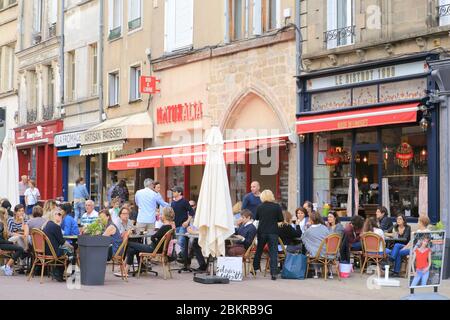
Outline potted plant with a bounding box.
[78,219,112,286]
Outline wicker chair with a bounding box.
[306,233,342,280]
[138,229,174,280]
[111,231,130,281]
[360,232,386,278]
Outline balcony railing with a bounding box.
[324,25,355,48]
[438,4,450,17]
[27,109,37,124]
[42,105,54,121]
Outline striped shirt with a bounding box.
[7,217,23,234]
[80,210,99,227]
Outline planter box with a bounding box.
[78,235,112,286]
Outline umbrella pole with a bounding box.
[208,255,214,276]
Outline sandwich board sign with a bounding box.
[216,257,243,281]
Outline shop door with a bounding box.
[352,144,382,219]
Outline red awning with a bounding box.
[296,103,419,134]
[108,135,288,171]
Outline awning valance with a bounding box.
[296,103,419,134]
[108,135,289,171]
[80,140,124,156]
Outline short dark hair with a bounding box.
[13,204,24,213]
[303,201,313,211]
[32,205,43,218]
[328,210,340,224]
[119,207,130,216]
[154,181,160,186]
[394,214,408,230]
[240,209,252,219]
[172,186,183,194]
[351,215,365,230]
[59,202,72,216]
[295,207,308,217]
[377,206,388,216]
[76,177,84,184]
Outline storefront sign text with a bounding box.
[54,132,81,148]
[157,101,203,125]
[337,119,369,129]
[81,127,127,145]
[14,121,62,145]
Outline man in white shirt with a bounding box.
[135,178,169,231]
[24,180,40,216]
[80,200,99,227]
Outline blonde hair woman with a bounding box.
[252,189,284,280]
[0,208,26,276]
[43,200,57,220]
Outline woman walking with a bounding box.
[24,180,40,217]
[252,190,284,280]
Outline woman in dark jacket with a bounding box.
[278,211,302,253]
[252,190,284,280]
[385,214,411,247]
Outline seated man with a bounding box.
[186,225,207,272]
[80,200,99,228]
[226,209,257,256]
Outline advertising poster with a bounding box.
[408,231,446,289]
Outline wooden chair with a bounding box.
[138,229,174,280]
[306,233,342,281]
[28,229,68,283]
[111,231,130,281]
[0,249,12,265]
[263,237,287,277]
[360,232,386,278]
[242,236,257,277]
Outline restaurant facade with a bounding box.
[296,54,439,223]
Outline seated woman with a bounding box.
[123,207,175,276]
[59,202,80,238]
[385,214,411,246]
[116,207,135,237]
[326,211,344,236]
[362,217,385,254]
[301,211,330,257]
[98,210,123,261]
[7,204,27,251]
[278,210,302,253]
[292,207,309,233]
[0,208,25,276]
[226,209,257,256]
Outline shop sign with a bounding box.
[307,61,428,91]
[156,101,203,125]
[54,132,81,148]
[396,142,414,168]
[81,127,127,145]
[15,122,62,145]
[140,76,160,94]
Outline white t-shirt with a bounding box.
[24,188,40,206]
[373,227,385,252]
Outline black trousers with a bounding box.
[126,241,155,265]
[0,239,25,261]
[253,233,279,276]
[191,239,206,268]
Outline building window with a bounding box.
[165,0,193,52]
[90,44,98,95]
[47,67,54,107]
[128,0,142,31]
[68,51,76,101]
[325,0,355,49]
[438,0,450,26]
[0,46,14,93]
[33,0,43,34]
[108,0,122,40]
[108,72,120,106]
[48,0,57,37]
[130,65,141,102]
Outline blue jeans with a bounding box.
[253,233,279,276]
[351,241,362,251]
[387,243,410,273]
[176,226,187,256]
[411,269,430,287]
[74,202,86,223]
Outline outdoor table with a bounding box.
[174,232,199,273]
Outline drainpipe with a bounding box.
[98,0,105,208]
[59,0,65,115]
[295,0,303,208]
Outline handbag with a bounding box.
[281,252,307,280]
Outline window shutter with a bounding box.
[173,0,193,50]
[6,47,14,91]
[48,0,58,25]
[224,0,230,43]
[165,0,175,52]
[326,0,337,49]
[129,0,141,22]
[108,0,114,31]
[253,0,262,36]
[109,74,115,106]
[276,0,281,29]
[130,68,136,101]
[33,0,42,33]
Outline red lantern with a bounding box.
[325,148,340,166]
[395,142,414,168]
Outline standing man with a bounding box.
[73,177,90,224]
[18,176,28,206]
[171,186,194,259]
[242,181,262,219]
[135,178,169,231]
[24,180,40,217]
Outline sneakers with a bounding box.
[1,265,13,276]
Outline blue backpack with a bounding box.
[281,252,307,280]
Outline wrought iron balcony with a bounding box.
[438,4,450,17]
[27,109,37,124]
[324,25,355,47]
[42,105,54,121]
